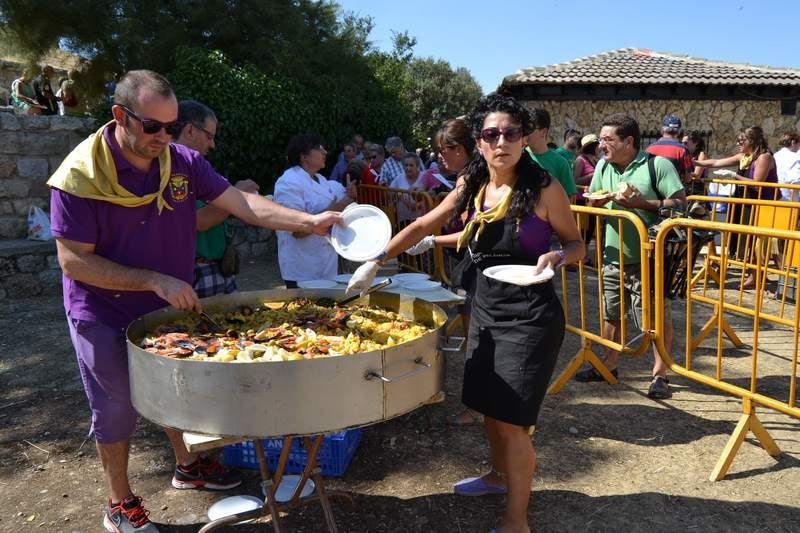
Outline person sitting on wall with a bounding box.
[33,65,59,115]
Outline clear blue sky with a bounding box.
[338,0,799,93]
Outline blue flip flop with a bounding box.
[453,476,507,496]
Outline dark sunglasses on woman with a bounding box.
[119,105,183,136]
[479,126,524,144]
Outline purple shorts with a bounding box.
[67,316,137,443]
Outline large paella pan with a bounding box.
[126,289,448,438]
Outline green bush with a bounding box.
[169,47,412,191]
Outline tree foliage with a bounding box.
[0,1,483,179]
[169,47,411,190]
[369,32,482,147]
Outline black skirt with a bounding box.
[462,279,565,427]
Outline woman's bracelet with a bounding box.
[554,249,566,269]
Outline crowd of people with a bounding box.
[45,62,800,533]
[9,64,82,116]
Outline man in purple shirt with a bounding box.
[49,70,340,533]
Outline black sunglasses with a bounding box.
[119,105,182,136]
[479,126,524,144]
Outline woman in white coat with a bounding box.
[274,133,356,287]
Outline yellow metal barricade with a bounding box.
[652,218,800,480]
[355,184,439,278]
[548,205,653,393]
[687,195,800,352]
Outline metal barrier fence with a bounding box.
[652,217,800,480]
[352,182,800,481]
[687,195,800,353]
[547,205,654,393]
[355,184,439,277]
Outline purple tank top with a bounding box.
[517,212,553,260]
[473,205,553,260]
[746,160,778,199]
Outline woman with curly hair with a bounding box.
[347,94,584,532]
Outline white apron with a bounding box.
[274,166,346,282]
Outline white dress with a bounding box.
[274,166,347,281]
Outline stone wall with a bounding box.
[0,239,60,299]
[0,113,97,238]
[522,99,800,157]
[0,113,274,298]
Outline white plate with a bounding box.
[268,475,316,502]
[335,273,352,284]
[403,279,441,291]
[582,191,614,201]
[392,273,431,283]
[207,495,263,524]
[330,204,392,262]
[483,265,554,286]
[297,279,338,289]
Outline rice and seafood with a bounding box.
[141,298,432,362]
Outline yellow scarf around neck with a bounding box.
[47,121,173,213]
[739,153,753,171]
[456,183,513,252]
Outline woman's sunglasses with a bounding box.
[479,126,524,144]
[119,105,182,136]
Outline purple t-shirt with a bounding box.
[50,124,230,327]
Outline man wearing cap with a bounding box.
[645,114,695,182]
[48,70,341,532]
[526,108,577,201]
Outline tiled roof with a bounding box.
[502,48,800,87]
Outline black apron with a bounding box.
[454,213,565,427]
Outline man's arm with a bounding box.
[55,238,201,311]
[197,179,260,231]
[209,186,341,235]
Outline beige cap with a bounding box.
[581,133,599,148]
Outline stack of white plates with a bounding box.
[403,279,441,291]
[392,272,430,283]
[297,279,338,289]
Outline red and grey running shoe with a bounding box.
[103,495,158,532]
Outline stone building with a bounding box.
[500,48,800,156]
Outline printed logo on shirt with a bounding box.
[168,174,189,202]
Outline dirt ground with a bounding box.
[1,253,799,533]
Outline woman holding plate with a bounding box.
[274,133,356,288]
[347,93,583,533]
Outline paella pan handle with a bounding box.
[364,356,431,383]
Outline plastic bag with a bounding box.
[27,206,53,241]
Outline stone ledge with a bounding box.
[0,238,56,258]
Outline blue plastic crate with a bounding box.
[223,429,362,477]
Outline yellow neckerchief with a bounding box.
[739,153,753,171]
[47,121,173,213]
[456,183,513,252]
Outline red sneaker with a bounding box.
[103,495,158,532]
